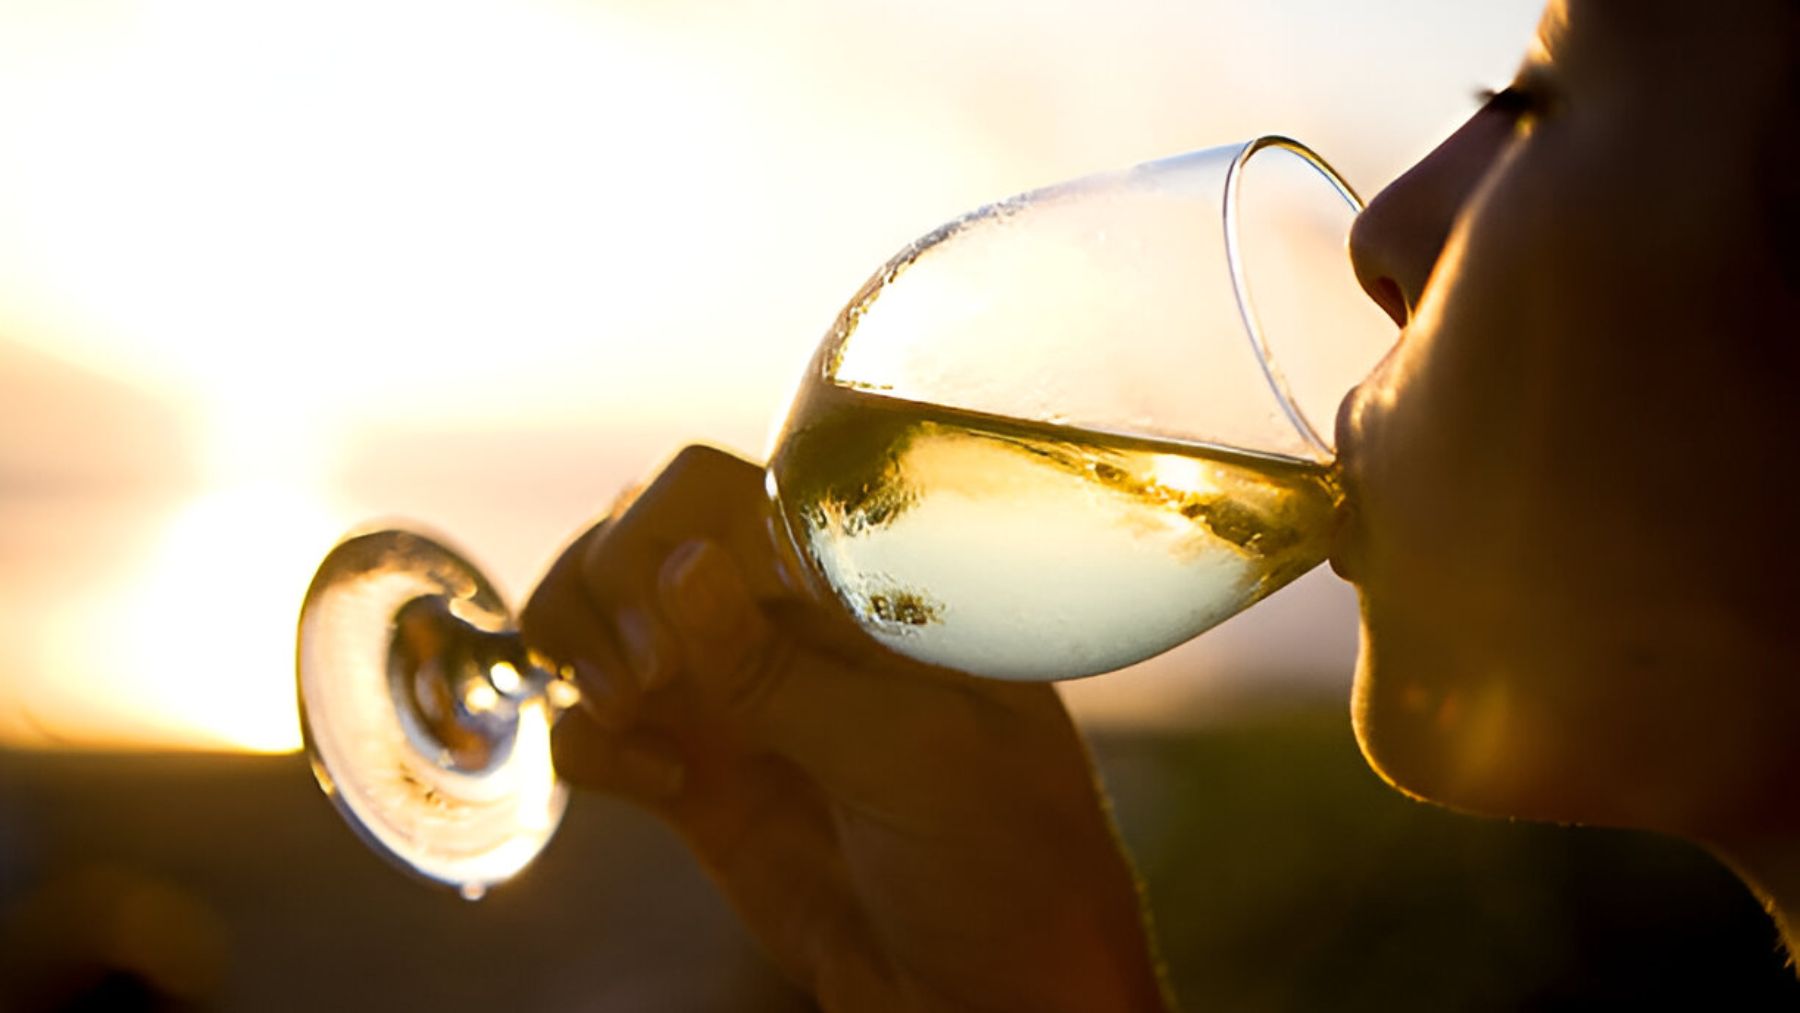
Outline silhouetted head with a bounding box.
[1336,0,1800,849]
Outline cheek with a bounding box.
[1345,110,1701,658]
[1346,241,1556,638]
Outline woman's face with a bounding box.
[1337,0,1800,839]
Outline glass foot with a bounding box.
[297,529,567,898]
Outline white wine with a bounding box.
[767,380,1340,681]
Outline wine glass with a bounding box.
[297,136,1395,897]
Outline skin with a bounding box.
[521,448,1169,1011]
[522,0,1800,1004]
[1338,0,1800,943]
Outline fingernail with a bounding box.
[619,744,685,797]
[614,608,672,691]
[660,539,732,636]
[574,658,628,729]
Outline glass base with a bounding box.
[297,529,566,898]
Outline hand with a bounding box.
[520,445,1168,1012]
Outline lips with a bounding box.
[1328,383,1367,582]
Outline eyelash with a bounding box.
[1475,85,1546,122]
[1476,86,1533,116]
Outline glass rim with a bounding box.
[1222,135,1366,461]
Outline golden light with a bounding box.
[1150,454,1224,499]
[0,0,764,426]
[0,0,1545,749]
[488,661,523,697]
[30,482,336,752]
[0,0,760,751]
[546,679,583,712]
[463,682,501,716]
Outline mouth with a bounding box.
[1328,503,1364,583]
[1328,387,1366,582]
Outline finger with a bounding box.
[651,532,1002,791]
[612,604,678,692]
[551,705,686,801]
[659,541,1073,807]
[520,524,642,730]
[571,445,805,721]
[577,445,788,615]
[656,537,785,715]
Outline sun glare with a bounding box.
[34,482,338,752]
[0,0,1530,749]
[0,0,744,751]
[1150,454,1223,498]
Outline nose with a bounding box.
[1348,107,1519,327]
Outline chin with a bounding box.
[1347,605,1766,836]
[1347,606,1603,828]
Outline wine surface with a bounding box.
[768,381,1339,681]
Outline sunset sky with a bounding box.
[0,0,1544,750]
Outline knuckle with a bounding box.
[670,442,742,471]
[719,634,796,720]
[664,444,762,492]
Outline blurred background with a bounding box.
[2,0,1797,1008]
